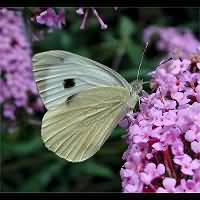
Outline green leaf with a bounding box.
[126,41,143,66]
[72,161,115,179]
[34,30,71,51]
[102,31,119,44]
[124,41,159,80]
[2,135,42,158]
[120,67,151,80]
[119,16,136,37]
[110,127,125,139]
[19,161,65,192]
[98,141,126,156]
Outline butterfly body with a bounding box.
[127,92,139,109]
[32,50,142,162]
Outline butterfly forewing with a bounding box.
[32,50,131,109]
[41,86,130,162]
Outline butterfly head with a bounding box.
[126,80,143,109]
[130,80,143,95]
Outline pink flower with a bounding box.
[171,92,190,106]
[140,163,165,185]
[121,159,144,192]
[184,128,198,142]
[124,183,141,193]
[36,8,56,27]
[3,104,16,120]
[173,154,200,175]
[152,98,177,112]
[160,128,181,145]
[56,8,65,28]
[144,26,200,58]
[119,111,136,129]
[171,139,184,156]
[76,8,108,30]
[178,179,200,192]
[36,8,65,29]
[129,124,150,143]
[76,8,84,15]
[191,141,200,153]
[161,111,177,126]
[156,178,177,193]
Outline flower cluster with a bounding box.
[76,8,108,30]
[0,8,43,120]
[34,7,113,31]
[35,8,65,29]
[143,26,200,58]
[120,53,200,192]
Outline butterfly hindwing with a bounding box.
[41,86,130,162]
[32,50,131,109]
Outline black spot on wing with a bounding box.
[63,79,75,88]
[65,94,77,104]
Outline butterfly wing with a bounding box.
[32,50,131,109]
[41,86,130,162]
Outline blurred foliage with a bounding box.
[1,7,199,192]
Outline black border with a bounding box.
[1,0,200,198]
[0,0,200,7]
[1,192,200,199]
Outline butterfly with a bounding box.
[32,50,145,162]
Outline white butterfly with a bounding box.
[32,50,143,162]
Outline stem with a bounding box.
[92,8,107,30]
[28,119,41,126]
[149,183,156,191]
[154,152,160,165]
[2,154,54,173]
[80,9,89,30]
[163,148,177,179]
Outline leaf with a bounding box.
[110,127,125,139]
[72,161,115,179]
[119,16,136,37]
[19,161,65,192]
[126,41,143,66]
[2,134,42,158]
[120,67,151,80]
[34,30,71,51]
[98,141,127,157]
[124,40,160,80]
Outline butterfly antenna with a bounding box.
[154,57,173,68]
[142,81,150,85]
[137,42,149,81]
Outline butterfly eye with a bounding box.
[63,79,75,88]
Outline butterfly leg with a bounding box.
[141,90,149,97]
